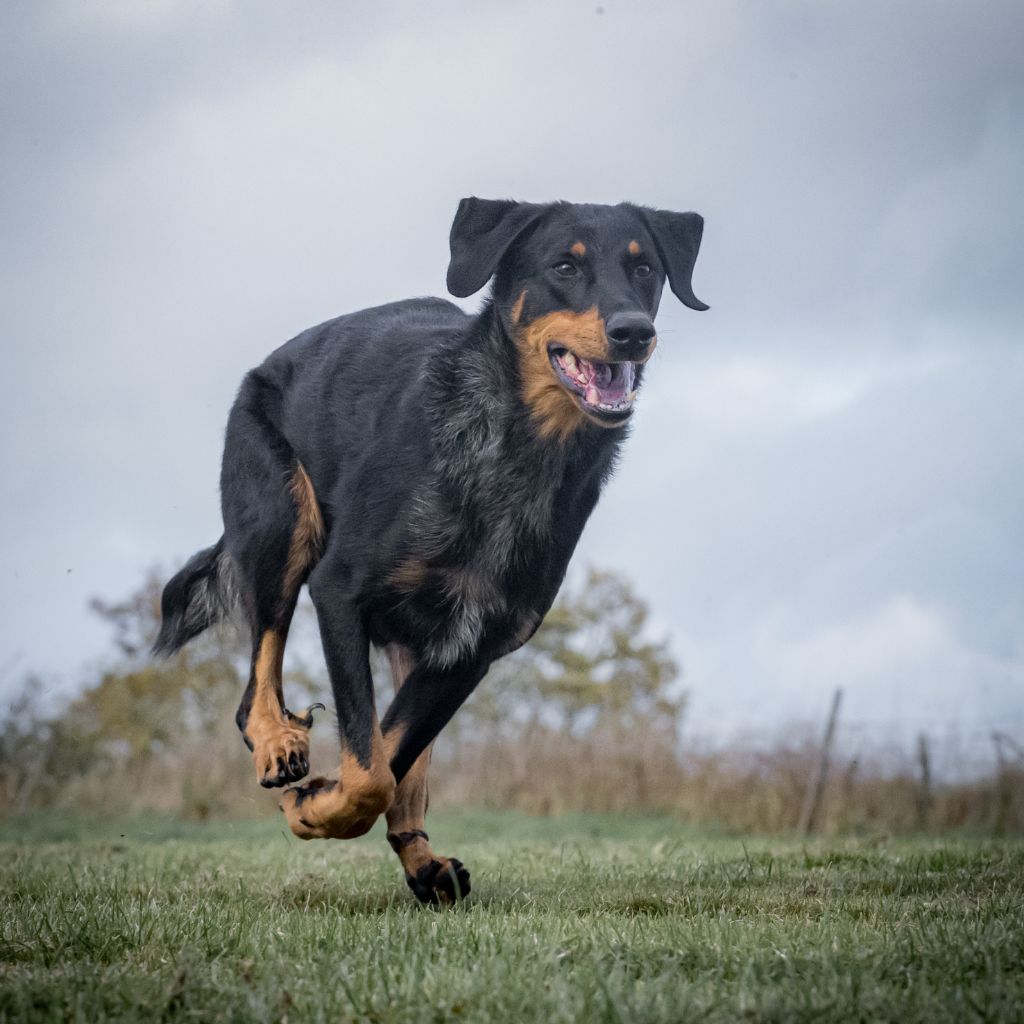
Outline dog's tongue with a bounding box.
[584,360,633,407]
[592,362,613,388]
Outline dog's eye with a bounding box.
[552,261,578,278]
[634,263,652,278]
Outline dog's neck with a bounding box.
[383,301,626,612]
[422,302,623,530]
[429,302,622,469]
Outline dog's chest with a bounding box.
[435,510,552,663]
[409,462,562,668]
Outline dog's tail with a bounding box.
[152,538,239,657]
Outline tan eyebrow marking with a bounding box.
[510,290,526,325]
[627,240,641,256]
[570,241,586,257]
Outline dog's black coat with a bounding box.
[155,198,707,792]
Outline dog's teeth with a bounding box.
[627,390,638,402]
[563,353,578,370]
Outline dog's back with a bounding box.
[256,297,468,451]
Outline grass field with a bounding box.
[1,812,1022,1023]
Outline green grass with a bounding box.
[1,812,1022,1023]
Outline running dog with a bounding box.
[154,198,708,903]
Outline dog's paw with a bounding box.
[406,857,471,906]
[280,776,390,840]
[252,724,311,788]
[246,703,323,788]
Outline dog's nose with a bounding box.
[605,312,656,361]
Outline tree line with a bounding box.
[0,567,682,818]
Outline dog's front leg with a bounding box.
[380,645,470,905]
[279,561,396,840]
[379,651,489,903]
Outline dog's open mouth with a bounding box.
[548,345,637,422]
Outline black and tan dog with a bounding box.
[154,198,707,904]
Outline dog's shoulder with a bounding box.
[240,296,472,485]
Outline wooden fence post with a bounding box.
[915,732,932,830]
[990,731,1021,836]
[798,688,842,836]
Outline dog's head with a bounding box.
[447,198,707,440]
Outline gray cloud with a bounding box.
[2,0,1021,748]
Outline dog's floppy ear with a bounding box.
[639,209,709,311]
[447,197,543,298]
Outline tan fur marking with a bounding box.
[382,644,449,883]
[441,566,500,607]
[627,240,641,255]
[570,241,586,257]
[385,642,415,689]
[281,724,396,839]
[245,630,311,785]
[515,306,611,441]
[283,463,325,598]
[387,559,429,592]
[510,290,526,326]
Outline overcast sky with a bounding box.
[2,0,1022,761]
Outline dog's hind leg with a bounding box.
[382,644,471,905]
[224,395,325,789]
[237,608,322,789]
[279,550,396,839]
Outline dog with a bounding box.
[154,197,707,903]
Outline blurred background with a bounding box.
[1,0,1021,832]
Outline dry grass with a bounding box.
[432,727,1024,834]
[9,718,1021,835]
